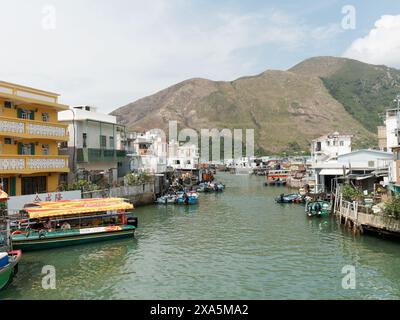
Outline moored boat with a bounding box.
[0,250,21,291]
[275,193,304,204]
[265,170,290,186]
[305,200,331,217]
[155,194,177,205]
[10,198,138,251]
[175,191,199,205]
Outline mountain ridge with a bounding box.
[111,56,398,154]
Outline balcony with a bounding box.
[0,155,69,174]
[77,148,127,163]
[0,116,69,141]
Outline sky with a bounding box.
[0,0,399,113]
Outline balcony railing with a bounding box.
[0,155,69,174]
[0,116,68,141]
[77,148,127,163]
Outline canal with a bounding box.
[1,173,400,300]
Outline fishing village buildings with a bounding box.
[58,105,127,185]
[0,81,70,196]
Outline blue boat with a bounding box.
[175,192,199,205]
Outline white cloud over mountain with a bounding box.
[344,15,400,67]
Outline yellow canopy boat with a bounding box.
[23,198,134,219]
[11,198,137,251]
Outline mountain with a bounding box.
[111,56,389,155]
[291,56,400,133]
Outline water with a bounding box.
[2,173,400,300]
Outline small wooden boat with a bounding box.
[197,182,225,193]
[10,198,138,251]
[0,250,21,291]
[155,194,177,204]
[275,193,304,204]
[175,191,199,205]
[305,200,331,217]
[265,170,290,186]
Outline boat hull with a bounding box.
[12,227,135,252]
[0,251,21,291]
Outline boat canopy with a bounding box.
[23,198,134,219]
[0,190,8,202]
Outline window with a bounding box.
[83,133,87,148]
[18,143,35,155]
[4,138,12,145]
[42,144,49,155]
[42,112,49,122]
[340,141,344,147]
[21,176,46,195]
[59,141,68,149]
[109,136,114,148]
[4,101,12,108]
[17,108,34,120]
[368,161,375,167]
[100,135,107,148]
[327,141,330,146]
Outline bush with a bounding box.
[59,180,100,192]
[125,171,154,186]
[384,196,400,219]
[342,184,363,202]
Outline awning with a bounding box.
[319,169,349,176]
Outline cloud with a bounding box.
[0,0,342,112]
[343,15,400,67]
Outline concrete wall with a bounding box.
[82,182,155,206]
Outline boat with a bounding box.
[275,193,304,204]
[175,191,199,205]
[9,198,138,251]
[0,250,21,291]
[156,194,177,204]
[265,170,290,186]
[305,200,331,217]
[197,182,225,193]
[1,199,22,291]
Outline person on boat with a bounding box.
[44,218,53,231]
[314,202,322,217]
[61,222,71,230]
[183,192,189,205]
[280,194,284,202]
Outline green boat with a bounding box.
[10,198,138,252]
[306,200,331,217]
[11,225,136,251]
[0,251,21,291]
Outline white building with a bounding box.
[311,132,352,164]
[168,141,199,170]
[313,149,392,193]
[382,108,400,152]
[127,130,168,174]
[58,106,127,184]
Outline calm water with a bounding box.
[2,173,400,300]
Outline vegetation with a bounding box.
[124,171,154,186]
[384,196,400,219]
[342,184,363,202]
[59,180,100,192]
[322,60,400,133]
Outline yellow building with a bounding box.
[0,81,69,196]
